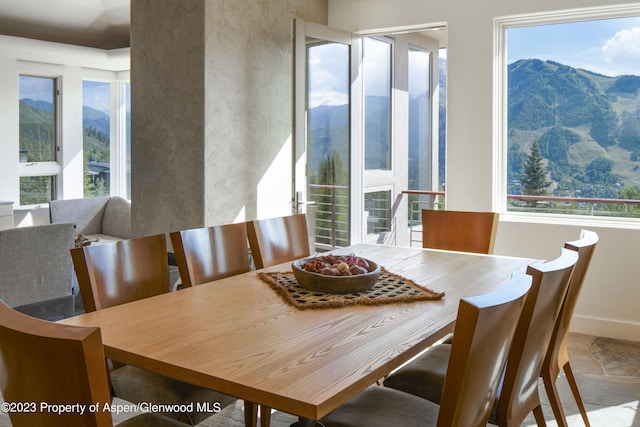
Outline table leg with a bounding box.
[244,401,258,427]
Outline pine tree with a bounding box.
[521,140,551,207]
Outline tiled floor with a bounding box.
[521,333,640,427]
[1,333,638,426]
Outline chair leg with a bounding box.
[533,405,547,427]
[244,401,258,427]
[260,405,271,427]
[563,362,591,427]
[541,372,569,427]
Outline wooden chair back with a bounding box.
[497,248,578,426]
[544,229,598,377]
[422,209,499,254]
[541,230,598,427]
[246,214,310,269]
[71,234,169,312]
[0,300,113,427]
[170,222,251,287]
[437,272,531,427]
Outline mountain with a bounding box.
[19,99,111,165]
[82,106,110,138]
[21,98,53,113]
[507,59,640,198]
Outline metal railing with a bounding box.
[308,187,640,251]
[401,190,446,246]
[308,184,350,251]
[402,191,640,246]
[506,194,640,218]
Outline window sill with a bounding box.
[499,211,640,230]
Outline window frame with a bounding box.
[362,35,394,176]
[495,4,640,227]
[18,74,62,205]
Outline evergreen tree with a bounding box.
[521,140,551,207]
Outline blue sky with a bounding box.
[19,77,112,114]
[507,16,640,77]
[82,80,111,114]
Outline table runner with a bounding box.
[257,268,445,310]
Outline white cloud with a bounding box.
[309,90,348,109]
[599,27,640,76]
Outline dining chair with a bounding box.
[318,272,532,427]
[541,230,598,427]
[170,223,268,427]
[170,222,251,287]
[246,213,311,269]
[384,247,578,427]
[245,214,311,426]
[421,209,499,254]
[0,299,185,427]
[71,234,238,425]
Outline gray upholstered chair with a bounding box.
[384,248,579,427]
[50,195,132,243]
[318,272,532,427]
[71,234,237,425]
[0,222,76,320]
[0,299,186,427]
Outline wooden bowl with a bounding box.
[291,257,381,294]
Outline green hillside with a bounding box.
[19,100,110,200]
[507,59,640,202]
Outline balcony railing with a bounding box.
[308,183,350,251]
[403,191,640,217]
[402,190,446,246]
[506,194,640,217]
[308,187,640,250]
[403,190,640,246]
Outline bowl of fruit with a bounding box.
[291,254,381,294]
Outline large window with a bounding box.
[363,37,392,171]
[408,47,431,192]
[502,11,640,218]
[83,80,111,197]
[18,75,60,205]
[82,80,131,200]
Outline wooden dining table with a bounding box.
[60,243,537,425]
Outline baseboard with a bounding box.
[571,315,640,342]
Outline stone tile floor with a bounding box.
[1,333,638,426]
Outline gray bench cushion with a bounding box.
[50,196,110,235]
[102,196,132,239]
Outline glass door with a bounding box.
[293,20,361,252]
[294,21,441,250]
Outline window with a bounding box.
[363,37,392,171]
[83,80,111,197]
[18,75,60,205]
[82,80,131,200]
[408,47,431,192]
[501,10,640,218]
[124,83,131,199]
[295,21,442,248]
[306,40,351,249]
[364,189,392,239]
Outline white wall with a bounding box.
[0,36,128,206]
[329,0,640,341]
